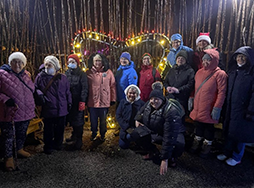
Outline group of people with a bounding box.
[0,32,253,175]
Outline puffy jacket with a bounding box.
[87,67,116,108]
[138,65,161,102]
[115,61,138,102]
[65,67,88,126]
[116,98,145,140]
[35,71,72,118]
[224,46,254,141]
[164,63,194,111]
[190,49,227,124]
[135,99,184,160]
[0,64,35,122]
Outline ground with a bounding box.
[0,123,254,188]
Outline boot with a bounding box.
[199,140,212,159]
[66,128,76,143]
[73,126,83,150]
[17,149,31,158]
[189,137,201,153]
[5,157,15,172]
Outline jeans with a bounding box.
[0,120,30,158]
[224,137,245,161]
[119,134,131,149]
[89,107,108,138]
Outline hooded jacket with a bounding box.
[115,61,138,102]
[0,64,35,122]
[190,49,227,124]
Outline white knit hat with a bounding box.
[196,33,211,45]
[44,55,61,70]
[124,84,141,96]
[8,52,27,66]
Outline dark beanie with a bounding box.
[175,50,188,61]
[149,81,165,101]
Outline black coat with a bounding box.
[135,99,184,160]
[116,98,145,140]
[163,63,195,112]
[225,46,254,142]
[65,67,88,126]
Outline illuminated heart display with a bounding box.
[71,30,171,73]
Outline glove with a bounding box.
[110,101,116,106]
[245,114,254,121]
[5,98,16,107]
[79,102,86,111]
[211,107,222,120]
[68,104,72,112]
[188,97,194,112]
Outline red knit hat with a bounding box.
[68,54,80,65]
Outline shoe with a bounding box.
[189,138,201,153]
[100,136,105,142]
[217,154,227,161]
[5,157,15,172]
[142,153,153,160]
[17,149,31,158]
[74,139,83,150]
[66,136,76,143]
[168,158,177,168]
[199,141,211,159]
[90,136,97,141]
[226,158,241,166]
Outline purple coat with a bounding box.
[35,71,72,118]
[0,65,35,122]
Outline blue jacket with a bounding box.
[115,61,138,102]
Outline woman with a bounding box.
[87,53,116,141]
[0,52,35,171]
[116,84,145,149]
[115,52,138,103]
[189,49,227,158]
[65,54,88,150]
[35,55,72,154]
[217,46,254,166]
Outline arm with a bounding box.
[214,71,228,108]
[80,72,89,103]
[128,69,138,85]
[116,100,129,131]
[177,68,195,93]
[155,70,161,82]
[246,78,254,117]
[109,70,117,102]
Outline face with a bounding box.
[127,88,138,102]
[236,54,247,66]
[150,97,163,110]
[10,59,25,73]
[176,56,186,66]
[68,58,78,69]
[44,61,56,75]
[202,59,211,69]
[93,56,103,69]
[198,40,209,51]
[172,40,181,49]
[120,58,129,66]
[142,56,151,66]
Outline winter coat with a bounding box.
[87,67,116,108]
[135,99,184,160]
[65,67,88,126]
[116,98,145,140]
[35,71,72,118]
[138,65,161,102]
[224,46,254,142]
[164,63,195,112]
[190,49,227,124]
[115,61,138,102]
[192,46,225,72]
[0,65,35,122]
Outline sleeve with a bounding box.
[178,68,195,93]
[214,70,228,108]
[65,76,72,105]
[160,107,181,160]
[109,70,117,102]
[155,69,161,82]
[134,102,147,124]
[0,75,10,103]
[247,77,254,114]
[116,100,129,131]
[80,72,89,103]
[128,69,138,85]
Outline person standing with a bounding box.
[217,46,254,166]
[65,54,88,150]
[87,53,116,141]
[138,53,161,102]
[0,52,35,171]
[115,52,138,103]
[35,55,72,154]
[189,49,227,158]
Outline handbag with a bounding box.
[133,126,151,137]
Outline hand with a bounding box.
[5,98,16,107]
[79,102,86,111]
[167,87,173,93]
[188,97,194,111]
[135,121,144,127]
[171,87,179,94]
[160,159,168,175]
[110,101,116,106]
[211,107,222,120]
[68,104,72,112]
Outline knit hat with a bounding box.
[142,53,152,59]
[68,54,80,65]
[120,52,131,62]
[44,55,61,70]
[149,81,165,101]
[176,50,188,61]
[8,52,27,66]
[196,33,211,45]
[202,53,212,61]
[124,84,141,96]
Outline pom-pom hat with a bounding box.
[196,33,211,45]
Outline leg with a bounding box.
[43,118,55,154]
[119,137,130,149]
[0,122,14,158]
[89,107,99,139]
[232,142,245,162]
[53,116,66,150]
[98,108,108,140]
[172,133,185,159]
[190,121,204,153]
[200,123,214,158]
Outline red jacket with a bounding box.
[138,65,161,102]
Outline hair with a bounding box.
[88,53,109,71]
